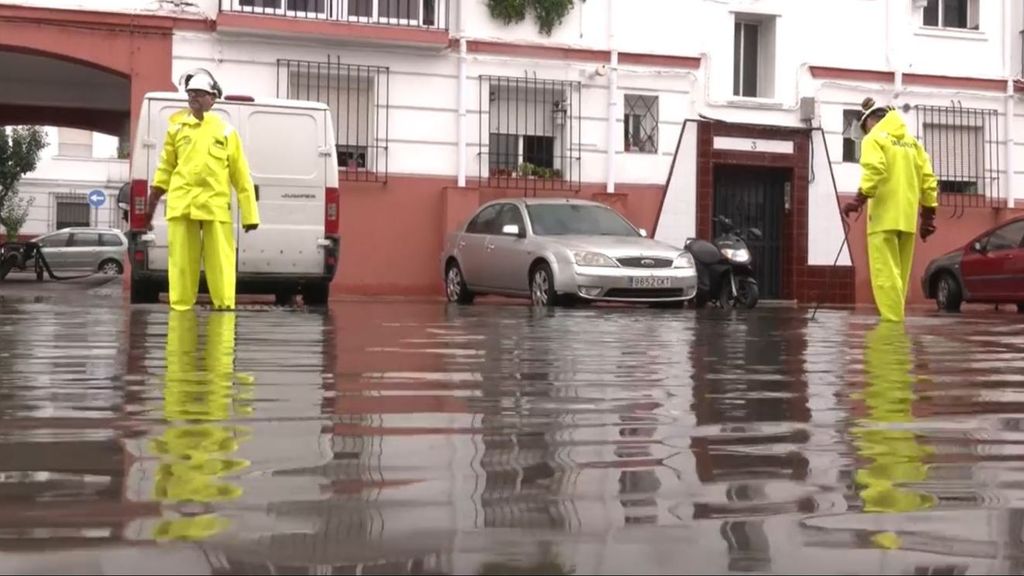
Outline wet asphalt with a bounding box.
[1,279,1024,574]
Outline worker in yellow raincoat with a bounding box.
[145,69,260,311]
[149,309,255,541]
[843,97,939,323]
[852,321,936,551]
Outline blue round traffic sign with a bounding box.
[87,189,107,209]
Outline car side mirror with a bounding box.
[638,228,649,238]
[501,224,524,238]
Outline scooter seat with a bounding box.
[687,239,721,265]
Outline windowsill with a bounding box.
[624,150,659,155]
[915,26,987,41]
[724,97,786,110]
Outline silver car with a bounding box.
[33,227,128,276]
[441,198,697,307]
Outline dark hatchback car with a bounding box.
[921,216,1024,312]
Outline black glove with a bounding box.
[920,206,937,242]
[842,193,868,219]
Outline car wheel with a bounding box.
[130,278,160,304]
[98,259,123,276]
[530,262,558,307]
[302,282,330,307]
[445,261,475,305]
[935,273,963,313]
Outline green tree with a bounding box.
[1,194,34,241]
[0,126,48,232]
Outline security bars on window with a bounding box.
[624,94,658,154]
[278,56,390,183]
[479,75,582,193]
[915,104,1001,210]
[224,0,448,30]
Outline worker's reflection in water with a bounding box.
[149,309,254,541]
[852,322,936,550]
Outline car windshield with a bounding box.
[526,204,639,237]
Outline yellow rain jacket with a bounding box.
[153,110,261,227]
[858,110,939,235]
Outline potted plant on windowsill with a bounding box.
[518,162,538,179]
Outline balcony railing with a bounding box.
[221,0,449,31]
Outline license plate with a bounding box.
[630,276,672,288]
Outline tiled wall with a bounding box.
[696,122,854,305]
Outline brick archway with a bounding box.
[0,4,188,141]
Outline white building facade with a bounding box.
[3,0,1024,304]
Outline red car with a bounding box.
[921,215,1024,312]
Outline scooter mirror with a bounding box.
[748,227,763,240]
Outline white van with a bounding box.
[126,92,341,306]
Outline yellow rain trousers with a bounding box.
[852,322,936,550]
[153,110,260,311]
[150,309,255,541]
[858,110,938,322]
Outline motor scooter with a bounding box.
[684,215,762,309]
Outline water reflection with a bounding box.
[852,322,935,526]
[149,310,253,541]
[7,299,1024,573]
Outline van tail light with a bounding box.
[325,186,340,238]
[129,179,149,231]
[133,250,146,265]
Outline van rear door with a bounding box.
[236,105,329,275]
[143,99,239,272]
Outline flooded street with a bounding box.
[2,292,1024,574]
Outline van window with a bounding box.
[70,233,101,247]
[245,111,320,178]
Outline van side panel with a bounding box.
[236,107,327,276]
[144,102,238,272]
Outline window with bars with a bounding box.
[53,193,90,229]
[915,104,1000,207]
[277,56,390,182]
[479,75,581,191]
[624,94,659,154]
[922,0,979,31]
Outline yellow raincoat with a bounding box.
[153,110,261,311]
[858,110,939,322]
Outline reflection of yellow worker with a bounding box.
[852,322,936,549]
[145,69,260,312]
[149,309,254,541]
[842,97,938,323]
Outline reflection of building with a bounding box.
[688,311,813,573]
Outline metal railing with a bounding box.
[221,0,449,31]
[478,75,582,193]
[915,103,1001,211]
[278,56,390,183]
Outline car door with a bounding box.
[961,220,1024,300]
[485,203,532,294]
[235,104,330,275]
[66,232,102,271]
[36,232,71,270]
[457,204,501,288]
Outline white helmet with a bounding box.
[178,68,222,98]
